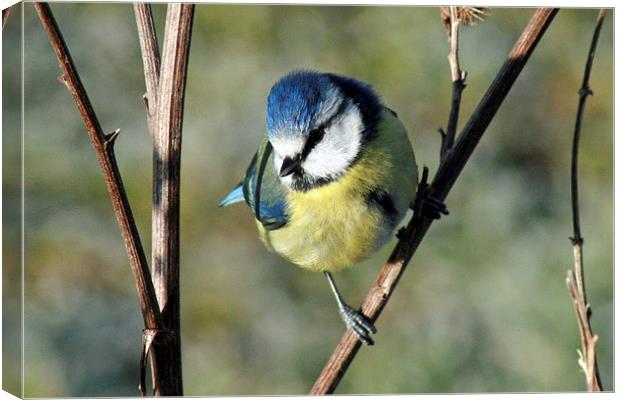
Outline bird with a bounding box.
[220,70,447,345]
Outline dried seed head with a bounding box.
[441,6,490,37]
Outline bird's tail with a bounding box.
[219,183,245,207]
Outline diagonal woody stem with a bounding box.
[310,8,558,394]
[34,1,162,332]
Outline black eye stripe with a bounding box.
[309,127,326,143]
[301,100,349,159]
[302,127,325,158]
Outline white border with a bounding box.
[0,1,616,400]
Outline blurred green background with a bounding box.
[2,4,613,396]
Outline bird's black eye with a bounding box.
[302,127,326,159]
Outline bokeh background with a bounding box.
[2,3,613,396]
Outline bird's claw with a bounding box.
[409,166,449,220]
[419,195,449,220]
[339,304,377,346]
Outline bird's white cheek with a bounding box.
[270,135,304,159]
[302,144,354,179]
[302,107,363,179]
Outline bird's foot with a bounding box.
[419,195,449,220]
[411,193,449,220]
[410,166,449,220]
[338,304,377,346]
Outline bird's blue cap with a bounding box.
[266,70,382,140]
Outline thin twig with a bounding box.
[149,3,194,396]
[440,6,467,161]
[310,8,558,394]
[134,3,161,138]
[3,6,11,30]
[566,8,606,392]
[34,2,162,332]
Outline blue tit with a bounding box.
[220,70,443,345]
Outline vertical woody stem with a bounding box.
[149,3,194,396]
[441,6,466,160]
[566,8,606,392]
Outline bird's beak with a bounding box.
[279,155,301,177]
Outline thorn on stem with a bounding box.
[57,74,69,87]
[142,93,152,113]
[104,128,121,150]
[438,128,448,161]
[579,87,594,97]
[142,94,158,126]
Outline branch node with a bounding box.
[570,236,584,246]
[139,328,172,396]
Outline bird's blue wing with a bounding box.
[221,138,289,231]
[243,139,290,230]
[219,184,244,207]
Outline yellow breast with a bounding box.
[258,110,417,272]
